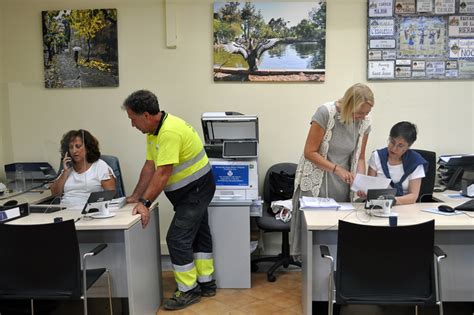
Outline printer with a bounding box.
[201,112,259,202]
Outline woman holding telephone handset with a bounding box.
[50,129,116,208]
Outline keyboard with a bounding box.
[454,199,474,211]
[29,205,64,213]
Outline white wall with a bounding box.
[1,0,473,253]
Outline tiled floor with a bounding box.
[158,270,474,315]
[157,270,303,315]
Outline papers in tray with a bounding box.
[351,174,391,194]
[299,196,341,210]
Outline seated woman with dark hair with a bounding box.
[50,129,116,208]
[367,121,427,205]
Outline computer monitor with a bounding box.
[81,190,116,215]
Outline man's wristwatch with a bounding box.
[139,198,152,208]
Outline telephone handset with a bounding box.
[62,151,74,169]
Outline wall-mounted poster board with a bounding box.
[367,0,474,80]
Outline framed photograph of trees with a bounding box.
[42,9,119,88]
[213,1,326,82]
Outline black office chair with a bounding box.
[413,149,437,202]
[101,155,126,198]
[251,163,301,282]
[0,220,112,315]
[320,220,446,315]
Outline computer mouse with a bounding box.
[437,205,455,213]
[3,199,18,207]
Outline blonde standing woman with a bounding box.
[290,83,374,256]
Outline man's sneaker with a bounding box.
[163,288,201,310]
[199,280,217,297]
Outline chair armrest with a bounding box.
[320,245,333,260]
[83,243,108,262]
[88,244,108,256]
[434,246,447,260]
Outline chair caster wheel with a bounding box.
[267,274,276,282]
[251,264,258,272]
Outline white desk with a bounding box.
[6,192,162,315]
[302,193,474,315]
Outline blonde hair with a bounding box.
[338,83,374,124]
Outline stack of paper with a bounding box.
[299,196,340,210]
[351,174,391,194]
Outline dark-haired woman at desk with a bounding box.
[50,129,116,208]
[366,121,427,205]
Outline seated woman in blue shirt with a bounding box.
[367,121,427,205]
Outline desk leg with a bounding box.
[302,216,313,315]
[124,209,162,315]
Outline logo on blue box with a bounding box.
[212,165,249,186]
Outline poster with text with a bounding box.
[367,0,474,80]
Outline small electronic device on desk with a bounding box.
[365,188,397,217]
[81,190,117,218]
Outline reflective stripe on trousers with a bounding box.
[172,262,198,292]
[194,252,214,283]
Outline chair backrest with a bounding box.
[335,220,436,305]
[101,155,126,198]
[263,163,298,205]
[413,149,436,202]
[0,220,82,299]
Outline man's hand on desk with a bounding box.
[132,202,150,228]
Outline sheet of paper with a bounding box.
[421,208,463,216]
[351,174,391,194]
[443,193,464,199]
[338,203,356,211]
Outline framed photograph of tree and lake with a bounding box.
[42,9,119,88]
[213,1,326,82]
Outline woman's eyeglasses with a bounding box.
[387,138,409,151]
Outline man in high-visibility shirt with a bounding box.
[122,90,216,310]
